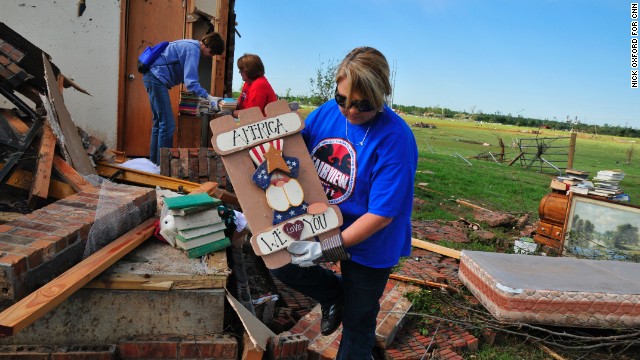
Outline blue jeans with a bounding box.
[271,260,391,359]
[143,72,175,165]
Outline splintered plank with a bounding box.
[53,155,93,192]
[0,218,156,336]
[84,273,226,290]
[42,54,96,175]
[95,161,203,193]
[3,109,30,133]
[28,123,56,208]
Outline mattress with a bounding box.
[458,250,640,328]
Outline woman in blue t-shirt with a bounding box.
[272,46,418,359]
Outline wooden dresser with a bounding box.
[534,192,569,252]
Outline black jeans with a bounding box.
[270,260,391,359]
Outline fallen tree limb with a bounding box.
[0,217,156,336]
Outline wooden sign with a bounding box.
[210,101,343,269]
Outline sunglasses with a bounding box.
[334,89,375,112]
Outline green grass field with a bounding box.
[404,115,640,218]
[299,106,640,220]
[298,107,640,359]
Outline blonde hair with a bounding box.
[335,47,391,111]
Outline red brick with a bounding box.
[0,352,50,359]
[320,346,337,360]
[452,338,466,351]
[12,228,49,241]
[38,235,68,252]
[0,233,35,246]
[118,340,178,358]
[220,339,237,359]
[465,336,479,352]
[480,328,496,345]
[0,253,27,278]
[179,335,236,358]
[0,224,14,233]
[9,48,24,62]
[0,242,43,269]
[0,345,51,359]
[9,219,60,233]
[51,349,115,360]
[28,240,57,262]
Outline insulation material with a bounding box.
[458,250,640,328]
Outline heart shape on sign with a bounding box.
[283,220,304,241]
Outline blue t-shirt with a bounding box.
[302,100,418,268]
[150,39,209,98]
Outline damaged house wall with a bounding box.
[0,0,121,148]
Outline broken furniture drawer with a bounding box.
[536,221,563,241]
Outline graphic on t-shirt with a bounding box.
[310,138,356,204]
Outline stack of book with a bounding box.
[590,170,625,198]
[178,91,199,115]
[550,169,592,194]
[163,193,230,258]
[219,98,237,112]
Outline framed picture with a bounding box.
[563,194,640,262]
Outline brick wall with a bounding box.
[0,344,116,359]
[0,184,156,308]
[118,334,237,360]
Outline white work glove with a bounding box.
[207,95,222,112]
[233,210,248,232]
[287,241,323,267]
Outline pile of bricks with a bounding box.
[0,184,156,308]
[159,147,232,191]
[394,248,464,289]
[0,38,32,88]
[265,245,485,359]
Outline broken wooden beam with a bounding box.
[84,273,226,291]
[27,123,56,208]
[0,162,75,199]
[52,155,93,192]
[0,217,156,336]
[455,199,493,213]
[411,238,461,259]
[388,273,454,292]
[95,161,203,193]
